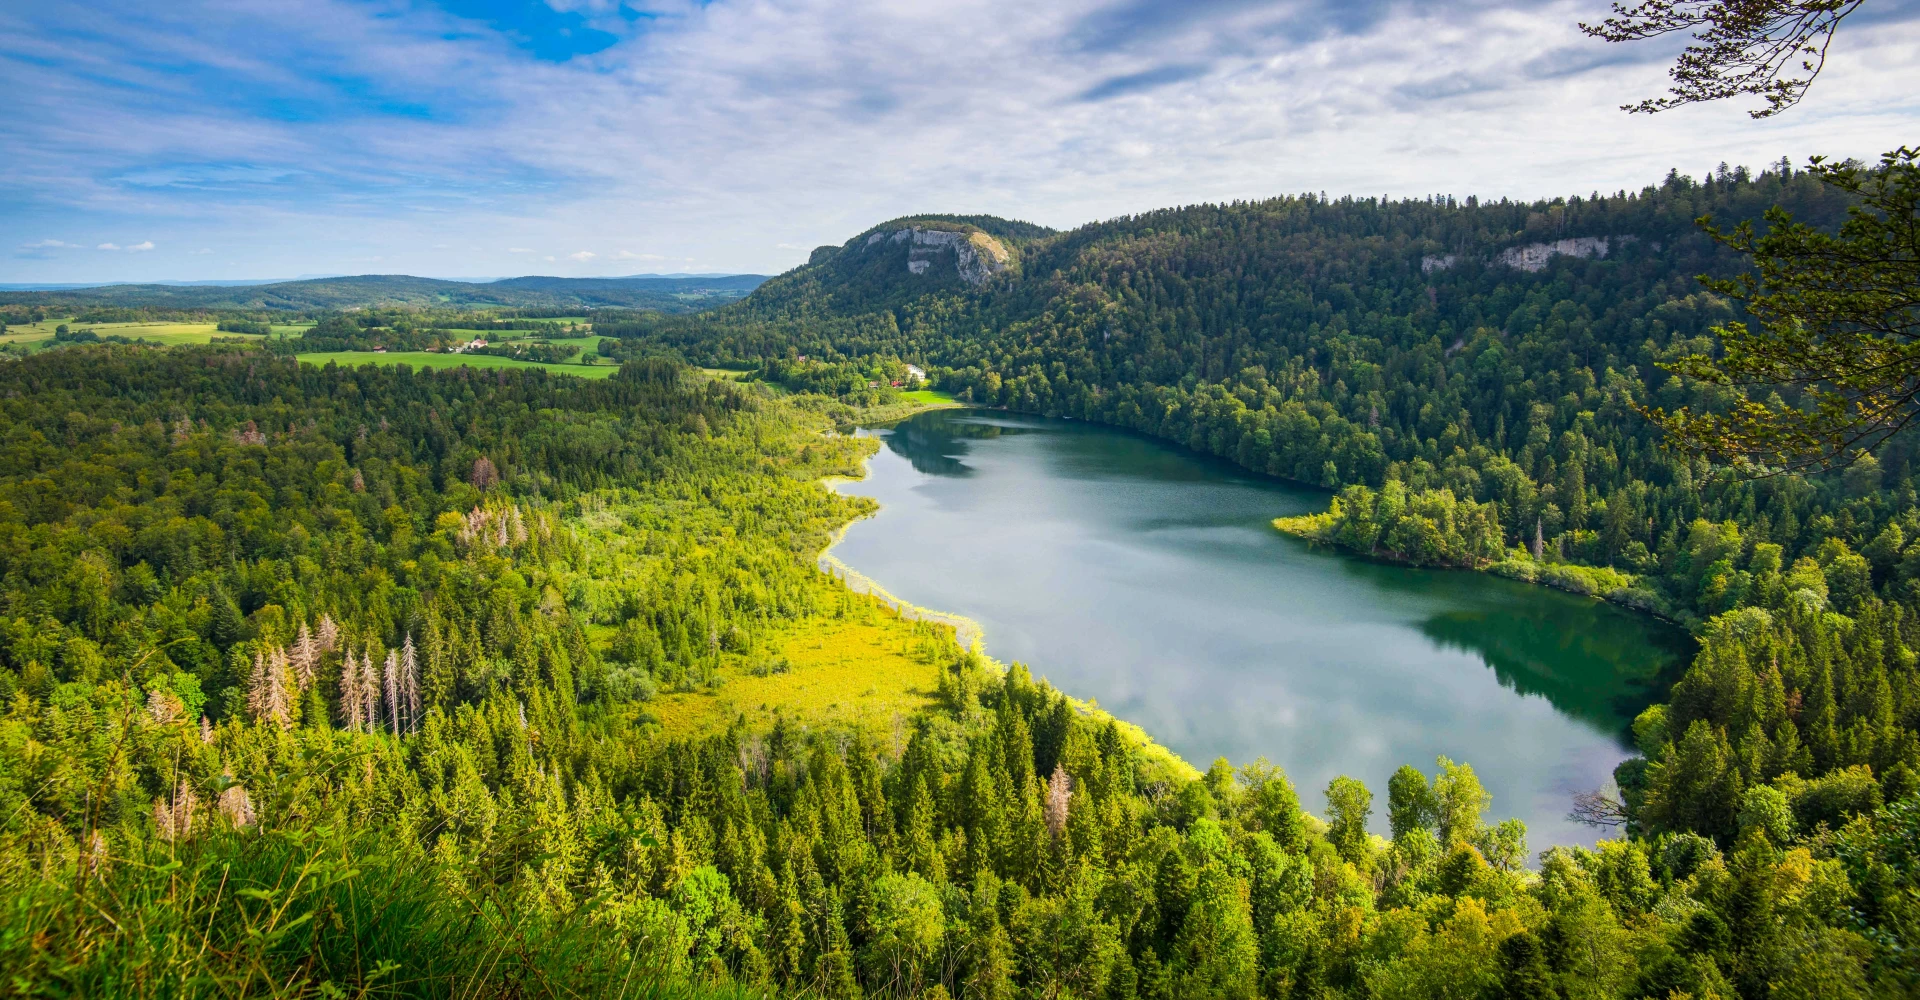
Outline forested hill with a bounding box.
[0,272,768,312]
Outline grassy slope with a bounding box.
[648,607,944,743]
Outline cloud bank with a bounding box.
[3,0,1917,281]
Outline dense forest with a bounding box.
[0,344,1912,998]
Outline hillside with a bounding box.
[624,167,1882,626]
[0,272,768,312]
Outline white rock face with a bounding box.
[1498,237,1610,272]
[863,226,1011,286]
[1421,254,1458,273]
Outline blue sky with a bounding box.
[5,0,1918,283]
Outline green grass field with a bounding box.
[0,317,68,339]
[648,609,943,742]
[298,350,620,378]
[899,388,958,405]
[0,319,268,350]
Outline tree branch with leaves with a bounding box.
[1581,0,1866,118]
[1644,148,1920,472]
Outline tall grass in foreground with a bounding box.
[0,825,761,1000]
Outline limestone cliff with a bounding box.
[859,225,1013,286]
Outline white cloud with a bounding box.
[4,0,1917,281]
[127,240,154,251]
[97,242,121,250]
[567,250,596,261]
[23,239,80,248]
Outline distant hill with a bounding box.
[0,273,768,312]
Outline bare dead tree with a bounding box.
[1568,788,1631,828]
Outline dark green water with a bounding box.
[830,409,1695,848]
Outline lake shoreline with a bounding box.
[814,416,1203,782]
[1270,514,1689,629]
[817,406,1692,846]
[944,401,1695,634]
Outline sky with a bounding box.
[4,0,1918,284]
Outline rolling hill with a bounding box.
[0,272,768,312]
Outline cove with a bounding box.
[828,408,1696,849]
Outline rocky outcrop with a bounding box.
[1498,236,1612,272]
[862,226,1012,286]
[1423,235,1646,275]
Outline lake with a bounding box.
[827,408,1695,849]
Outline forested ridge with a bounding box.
[637,164,1871,620]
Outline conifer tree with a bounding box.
[290,623,318,690]
[401,634,421,732]
[339,647,364,730]
[360,649,382,731]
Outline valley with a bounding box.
[825,408,1695,849]
[1,166,1914,999]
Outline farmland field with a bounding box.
[0,319,267,349]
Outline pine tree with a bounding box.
[316,613,339,653]
[903,773,944,882]
[1044,764,1072,838]
[360,650,382,732]
[423,613,454,709]
[290,623,319,690]
[383,650,401,736]
[208,586,246,650]
[401,633,421,732]
[769,860,808,988]
[339,647,364,731]
[246,647,290,728]
[815,890,860,1000]
[962,874,1015,1000]
[1494,930,1557,1000]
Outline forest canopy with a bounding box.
[0,329,1910,997]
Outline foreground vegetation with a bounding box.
[0,345,1909,999]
